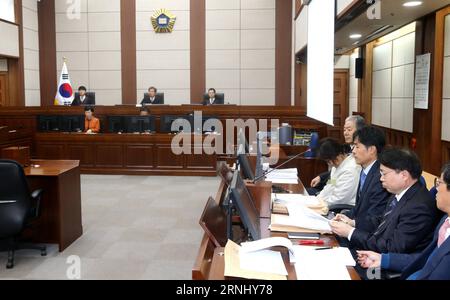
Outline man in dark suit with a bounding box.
[72,86,95,106]
[331,126,391,237]
[331,148,439,254]
[141,87,163,105]
[202,88,224,106]
[357,162,450,280]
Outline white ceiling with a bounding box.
[335,0,450,54]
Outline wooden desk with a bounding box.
[193,174,361,280]
[24,160,83,251]
[208,246,360,280]
[34,133,217,176]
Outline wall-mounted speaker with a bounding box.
[355,58,364,79]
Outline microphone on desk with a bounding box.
[252,148,312,184]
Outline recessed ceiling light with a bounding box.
[349,34,362,39]
[403,1,422,7]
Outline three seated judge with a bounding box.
[141,87,163,105]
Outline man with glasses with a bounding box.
[357,162,450,280]
[331,148,439,255]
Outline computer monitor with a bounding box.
[189,115,220,134]
[218,162,234,188]
[236,128,249,155]
[255,131,267,182]
[108,116,125,133]
[229,172,261,241]
[160,115,191,133]
[238,154,254,181]
[125,116,156,133]
[37,115,60,132]
[199,196,227,247]
[60,115,84,132]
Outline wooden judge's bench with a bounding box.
[0,105,328,177]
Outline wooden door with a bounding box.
[328,69,349,142]
[0,73,8,106]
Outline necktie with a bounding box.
[374,196,398,236]
[359,170,367,192]
[438,220,450,248]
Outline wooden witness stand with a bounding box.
[192,167,360,280]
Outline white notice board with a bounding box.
[414,53,431,109]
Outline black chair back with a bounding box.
[0,160,31,238]
[144,93,165,104]
[203,93,224,103]
[75,92,96,104]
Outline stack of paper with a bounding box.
[272,193,329,215]
[265,168,298,184]
[290,246,355,280]
[224,239,288,280]
[270,205,332,233]
[272,193,320,206]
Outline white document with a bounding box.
[284,203,332,232]
[272,193,319,206]
[266,178,299,184]
[290,245,352,280]
[266,168,298,183]
[268,168,298,175]
[241,237,296,257]
[239,250,288,276]
[290,246,355,266]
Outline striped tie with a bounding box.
[374,196,397,236]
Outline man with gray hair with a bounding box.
[308,115,366,195]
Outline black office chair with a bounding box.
[203,93,224,105]
[74,92,96,105]
[0,160,47,269]
[328,204,355,215]
[144,92,165,104]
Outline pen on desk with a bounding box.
[314,247,333,251]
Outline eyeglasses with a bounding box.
[435,178,447,188]
[379,170,394,177]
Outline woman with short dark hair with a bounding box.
[316,138,361,207]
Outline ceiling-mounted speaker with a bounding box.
[355,58,364,79]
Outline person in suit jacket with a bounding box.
[202,88,224,106]
[357,162,450,280]
[308,115,366,195]
[331,126,391,236]
[141,87,163,105]
[72,86,95,106]
[316,138,361,207]
[84,106,100,134]
[331,148,439,254]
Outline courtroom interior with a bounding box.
[0,0,450,281]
